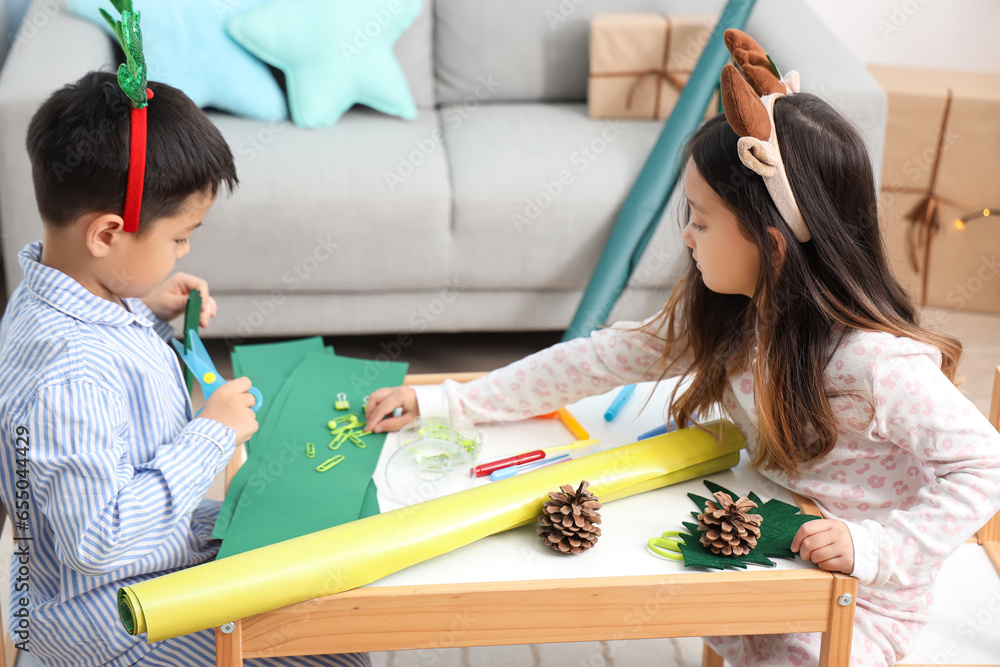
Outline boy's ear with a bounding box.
[767,226,787,265]
[83,213,127,257]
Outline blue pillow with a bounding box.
[226,0,420,129]
[68,0,288,121]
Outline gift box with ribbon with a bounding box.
[588,14,717,121]
[873,65,1000,313]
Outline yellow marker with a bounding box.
[316,455,345,472]
[955,219,965,230]
[544,438,599,455]
[305,442,315,458]
[202,372,216,384]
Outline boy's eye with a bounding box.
[175,238,189,245]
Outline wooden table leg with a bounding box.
[216,621,243,667]
[818,573,857,667]
[702,643,725,666]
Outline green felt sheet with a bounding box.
[214,350,408,558]
[213,338,331,540]
[676,480,818,569]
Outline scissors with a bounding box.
[172,329,263,414]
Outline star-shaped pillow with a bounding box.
[226,0,421,128]
[68,0,287,121]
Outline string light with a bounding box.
[954,207,998,230]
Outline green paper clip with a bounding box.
[305,442,315,458]
[647,531,685,561]
[329,423,356,436]
[334,392,350,411]
[327,415,357,428]
[350,434,365,448]
[328,432,348,450]
[316,454,345,472]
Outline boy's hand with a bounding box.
[791,519,855,574]
[365,386,418,433]
[200,377,259,444]
[143,273,218,327]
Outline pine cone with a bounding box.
[697,491,763,557]
[537,481,602,554]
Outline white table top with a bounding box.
[369,379,814,588]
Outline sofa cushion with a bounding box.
[181,108,452,293]
[443,103,689,291]
[226,0,422,128]
[67,0,288,121]
[396,0,436,109]
[435,0,716,105]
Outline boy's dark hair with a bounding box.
[26,71,238,235]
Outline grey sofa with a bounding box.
[0,0,886,340]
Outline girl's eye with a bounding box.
[176,238,189,245]
[688,220,706,232]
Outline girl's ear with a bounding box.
[767,226,787,266]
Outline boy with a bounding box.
[0,72,368,667]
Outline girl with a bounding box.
[365,31,1000,666]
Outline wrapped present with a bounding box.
[872,65,1000,313]
[589,14,717,120]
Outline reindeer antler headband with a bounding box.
[100,0,152,234]
[720,29,809,243]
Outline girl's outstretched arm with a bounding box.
[366,315,692,431]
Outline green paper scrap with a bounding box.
[670,480,818,570]
[563,0,755,340]
[214,350,408,558]
[182,289,202,395]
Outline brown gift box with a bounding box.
[872,65,1000,314]
[588,14,717,121]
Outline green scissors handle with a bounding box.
[647,531,686,561]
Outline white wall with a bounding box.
[804,0,1000,73]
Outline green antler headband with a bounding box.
[100,0,151,233]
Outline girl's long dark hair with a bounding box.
[649,93,962,475]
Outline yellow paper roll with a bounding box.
[119,421,744,641]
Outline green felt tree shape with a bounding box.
[99,0,148,108]
[649,480,819,570]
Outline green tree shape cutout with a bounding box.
[672,480,819,570]
[99,0,148,108]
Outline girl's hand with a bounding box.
[142,273,218,327]
[791,519,855,574]
[365,386,418,433]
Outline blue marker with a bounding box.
[638,419,678,440]
[603,384,636,421]
[490,454,570,481]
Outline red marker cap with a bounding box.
[471,450,546,477]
